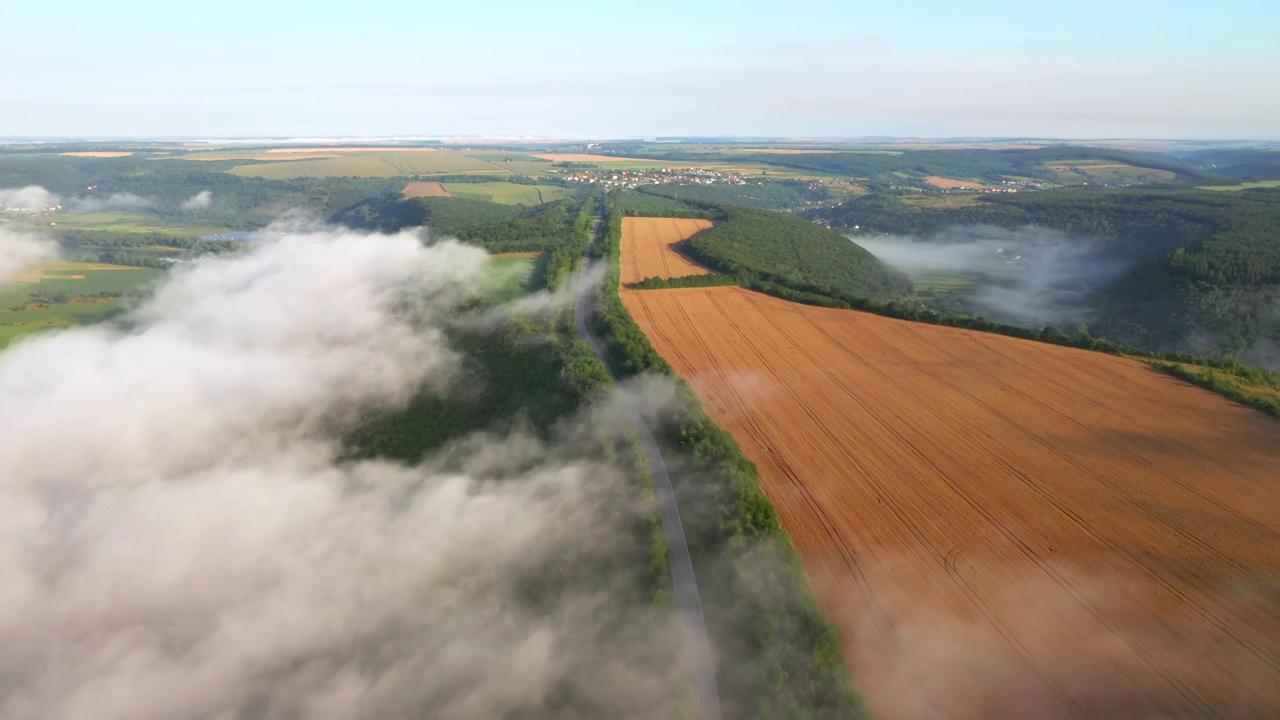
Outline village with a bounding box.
[556,165,749,190]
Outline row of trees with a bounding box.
[588,196,868,718]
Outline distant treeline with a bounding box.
[595,144,1213,185]
[334,195,520,234]
[55,229,240,268]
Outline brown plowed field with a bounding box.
[925,175,985,189]
[620,217,714,285]
[401,181,452,198]
[622,285,1280,720]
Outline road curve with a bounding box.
[574,214,723,720]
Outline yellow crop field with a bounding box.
[620,217,714,285]
[622,284,1280,720]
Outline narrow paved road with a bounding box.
[573,214,723,720]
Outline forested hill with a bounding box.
[811,188,1280,362]
[818,189,1280,286]
[334,195,588,255]
[682,205,912,301]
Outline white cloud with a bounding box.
[72,192,155,212]
[0,226,677,719]
[0,186,60,210]
[180,190,212,211]
[0,229,57,279]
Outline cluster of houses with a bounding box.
[559,167,748,190]
[0,203,62,216]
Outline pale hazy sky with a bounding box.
[2,0,1277,139]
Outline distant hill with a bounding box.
[595,145,1214,187]
[1184,148,1280,180]
[810,188,1280,364]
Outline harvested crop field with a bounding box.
[620,217,714,285]
[924,175,985,189]
[533,153,646,163]
[223,151,502,178]
[401,181,452,198]
[621,285,1280,720]
[263,147,439,153]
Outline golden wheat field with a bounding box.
[619,217,714,285]
[622,284,1280,720]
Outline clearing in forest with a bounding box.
[619,216,714,285]
[401,181,452,198]
[57,151,134,158]
[924,175,985,189]
[621,284,1280,720]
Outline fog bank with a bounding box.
[859,225,1127,327]
[0,229,57,278]
[0,226,676,719]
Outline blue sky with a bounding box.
[2,0,1277,139]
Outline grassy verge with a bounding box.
[590,198,868,718]
[1153,362,1280,418]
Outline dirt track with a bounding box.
[622,284,1280,720]
[620,217,714,285]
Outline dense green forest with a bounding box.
[613,189,718,218]
[56,229,241,267]
[335,194,521,234]
[810,188,1280,362]
[334,194,597,255]
[679,205,912,301]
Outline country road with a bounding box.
[573,214,723,720]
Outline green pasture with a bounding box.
[1047,163,1177,184]
[1197,180,1280,191]
[226,151,508,179]
[41,211,229,235]
[442,182,573,205]
[480,255,546,304]
[912,274,976,294]
[0,263,162,348]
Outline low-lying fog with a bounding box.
[0,224,679,719]
[858,225,1127,328]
